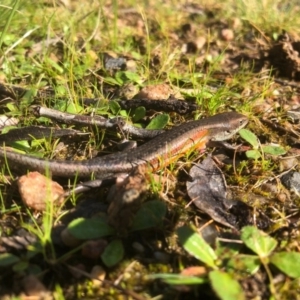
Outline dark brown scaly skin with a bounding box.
[0,112,248,179]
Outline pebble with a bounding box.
[281,171,300,193]
[91,265,106,287]
[21,274,49,298]
[18,172,65,211]
[132,242,145,253]
[136,83,171,100]
[279,156,298,171]
[221,28,234,41]
[69,264,86,279]
[60,228,81,248]
[198,222,219,245]
[82,239,108,259]
[153,251,170,263]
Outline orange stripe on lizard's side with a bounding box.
[146,129,209,170]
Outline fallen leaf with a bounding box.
[186,156,235,228]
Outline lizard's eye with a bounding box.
[240,119,246,126]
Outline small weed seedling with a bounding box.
[150,225,300,300]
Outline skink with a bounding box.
[0,112,248,179]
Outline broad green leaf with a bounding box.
[73,64,88,77]
[149,274,206,285]
[246,150,261,159]
[67,217,115,239]
[54,99,83,114]
[53,100,67,111]
[124,71,142,84]
[1,125,18,134]
[262,145,286,156]
[55,85,68,96]
[270,252,300,278]
[209,270,245,300]
[119,110,128,117]
[38,81,48,88]
[6,103,18,112]
[241,226,277,258]
[31,139,46,148]
[177,226,217,268]
[199,90,214,98]
[239,129,259,149]
[1,33,17,46]
[0,253,20,266]
[66,102,83,114]
[9,140,31,151]
[132,106,146,122]
[146,114,169,130]
[104,77,121,86]
[114,71,142,85]
[131,200,166,231]
[115,71,125,85]
[101,239,124,267]
[12,261,29,272]
[109,100,121,115]
[22,89,37,103]
[226,254,261,275]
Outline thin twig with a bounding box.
[35,105,165,138]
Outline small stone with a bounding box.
[221,28,234,41]
[279,157,298,171]
[91,265,106,287]
[153,251,170,263]
[260,182,278,194]
[60,228,82,248]
[118,83,139,100]
[126,59,137,72]
[132,242,145,253]
[199,222,219,245]
[184,37,206,53]
[252,103,272,114]
[281,171,300,193]
[18,172,65,211]
[82,239,108,259]
[69,264,86,279]
[232,18,241,30]
[21,274,49,297]
[136,83,171,100]
[277,192,289,203]
[195,36,206,50]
